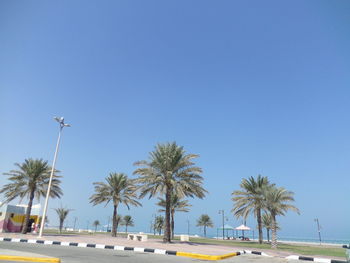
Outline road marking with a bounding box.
[0,255,60,263]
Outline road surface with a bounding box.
[0,241,292,262]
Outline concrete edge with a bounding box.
[0,254,60,263]
[286,255,347,263]
[0,237,347,262]
[176,251,239,260]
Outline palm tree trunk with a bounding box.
[164,186,171,243]
[22,189,35,234]
[112,204,118,237]
[267,228,270,242]
[126,225,128,234]
[59,219,63,234]
[257,208,263,244]
[271,213,277,249]
[204,226,206,237]
[171,211,175,239]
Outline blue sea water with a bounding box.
[206,233,349,245]
[277,237,350,245]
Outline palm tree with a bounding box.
[54,207,72,234]
[157,195,191,238]
[121,215,134,233]
[263,186,300,249]
[89,173,141,237]
[93,220,100,232]
[196,214,213,237]
[261,213,280,243]
[0,159,62,234]
[134,142,207,242]
[110,215,122,234]
[261,213,271,242]
[115,215,122,234]
[231,175,270,244]
[154,215,165,235]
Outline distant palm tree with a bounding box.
[89,173,141,237]
[134,142,207,242]
[157,195,191,239]
[54,207,72,234]
[196,214,213,237]
[231,175,270,244]
[0,159,62,234]
[261,213,271,242]
[93,220,100,232]
[263,186,300,249]
[115,215,122,235]
[261,213,281,242]
[121,215,134,233]
[154,215,165,235]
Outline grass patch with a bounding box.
[189,237,346,258]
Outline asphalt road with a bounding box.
[0,242,292,263]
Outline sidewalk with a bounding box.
[0,232,344,261]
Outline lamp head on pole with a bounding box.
[54,116,71,129]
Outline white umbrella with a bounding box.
[235,224,250,231]
[235,224,250,239]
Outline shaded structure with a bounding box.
[235,224,250,240]
[0,204,41,233]
[217,224,235,239]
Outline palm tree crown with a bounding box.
[89,173,141,237]
[196,214,213,237]
[54,207,72,234]
[93,220,100,232]
[231,175,270,244]
[134,142,207,242]
[154,215,165,235]
[1,158,62,234]
[121,215,134,233]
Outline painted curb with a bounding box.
[285,255,347,263]
[0,254,60,262]
[0,237,242,261]
[0,237,347,262]
[176,251,240,260]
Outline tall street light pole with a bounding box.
[314,218,322,245]
[73,217,77,231]
[152,214,156,235]
[218,210,225,240]
[186,219,190,235]
[39,117,70,238]
[107,216,111,232]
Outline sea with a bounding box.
[206,233,349,245]
[209,235,350,245]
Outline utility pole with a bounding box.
[73,217,77,231]
[153,214,156,235]
[39,117,70,237]
[218,210,225,240]
[314,218,322,245]
[107,216,110,232]
[186,219,190,235]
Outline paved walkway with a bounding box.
[0,232,345,261]
[0,233,273,255]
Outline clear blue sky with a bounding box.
[1,1,349,241]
